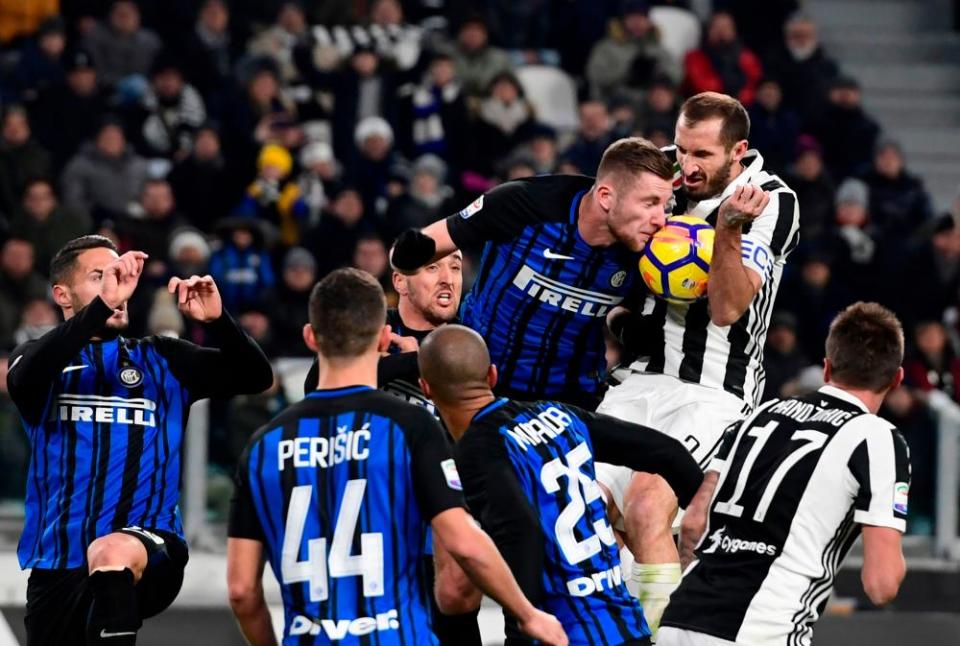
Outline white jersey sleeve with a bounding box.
[847,420,911,532]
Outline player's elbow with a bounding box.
[709,307,743,328]
[435,575,482,615]
[228,579,264,616]
[861,560,905,606]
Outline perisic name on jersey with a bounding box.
[277,423,371,470]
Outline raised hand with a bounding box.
[100,251,148,309]
[167,275,223,322]
[718,184,770,229]
[389,333,420,353]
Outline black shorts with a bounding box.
[24,527,189,646]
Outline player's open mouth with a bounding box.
[436,291,453,306]
[684,176,705,187]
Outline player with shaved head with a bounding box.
[418,325,703,646]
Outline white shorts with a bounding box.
[594,372,747,515]
[657,627,738,646]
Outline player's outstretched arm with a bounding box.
[679,470,719,569]
[588,413,704,508]
[227,537,277,646]
[431,508,568,646]
[155,275,273,399]
[860,526,906,606]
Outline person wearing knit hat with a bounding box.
[257,143,294,180]
[836,177,868,210]
[354,116,394,151]
[168,227,211,276]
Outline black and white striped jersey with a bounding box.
[662,385,911,646]
[630,149,800,410]
[310,23,423,70]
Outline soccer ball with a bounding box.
[639,215,714,303]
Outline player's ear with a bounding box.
[376,325,392,353]
[594,181,615,212]
[822,358,832,384]
[487,363,498,389]
[889,366,904,392]
[419,377,432,399]
[730,139,749,163]
[302,323,319,353]
[391,271,406,295]
[51,283,72,311]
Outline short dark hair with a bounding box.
[597,136,674,185]
[679,92,751,149]
[309,268,385,358]
[826,302,904,392]
[49,235,118,286]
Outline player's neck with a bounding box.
[397,300,434,332]
[315,353,379,390]
[577,190,615,247]
[828,382,884,414]
[440,392,497,441]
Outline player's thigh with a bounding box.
[660,395,745,469]
[594,462,634,521]
[24,567,90,646]
[658,627,737,646]
[118,527,189,619]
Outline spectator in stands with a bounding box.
[635,74,679,144]
[347,116,406,218]
[485,0,552,54]
[526,124,559,174]
[367,0,424,72]
[13,297,58,346]
[209,215,276,313]
[385,154,456,235]
[765,13,839,126]
[813,75,880,180]
[822,178,881,302]
[351,231,396,302]
[0,238,47,350]
[60,117,148,222]
[863,138,934,246]
[9,178,92,273]
[168,123,238,232]
[168,226,211,277]
[304,186,370,277]
[904,320,960,402]
[183,0,237,103]
[761,311,810,402]
[585,0,680,106]
[0,0,57,46]
[82,0,162,88]
[468,71,538,176]
[0,106,53,217]
[499,152,538,181]
[11,16,67,102]
[222,61,297,168]
[746,77,799,175]
[32,49,108,171]
[115,178,187,261]
[237,143,305,245]
[785,135,835,246]
[127,53,207,160]
[896,214,960,329]
[447,15,512,98]
[562,100,613,174]
[267,247,317,357]
[292,140,340,228]
[315,44,400,165]
[248,1,309,85]
[396,53,469,170]
[683,11,763,105]
[778,249,852,361]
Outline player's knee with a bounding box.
[87,533,148,580]
[623,473,678,532]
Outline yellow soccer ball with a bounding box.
[639,215,714,303]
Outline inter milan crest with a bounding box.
[610,270,627,288]
[119,366,144,388]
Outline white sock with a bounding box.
[633,562,681,642]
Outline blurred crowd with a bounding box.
[0,0,955,533]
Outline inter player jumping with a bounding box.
[417,325,704,645]
[6,235,273,645]
[660,303,909,646]
[391,137,674,410]
[227,268,567,646]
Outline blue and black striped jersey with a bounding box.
[447,176,639,405]
[7,296,273,570]
[229,386,465,645]
[455,398,703,645]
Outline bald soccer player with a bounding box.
[417,326,703,646]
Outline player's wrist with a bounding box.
[390,229,436,273]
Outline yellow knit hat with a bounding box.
[257,143,293,177]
